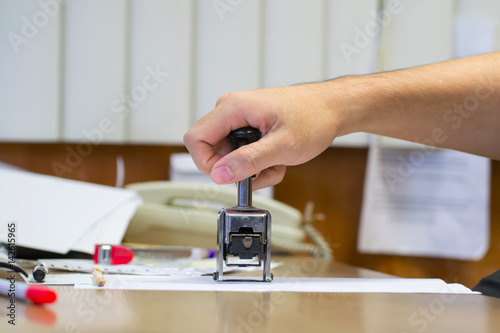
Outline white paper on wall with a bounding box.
[358,139,490,260]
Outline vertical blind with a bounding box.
[0,0,498,145]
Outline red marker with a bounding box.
[1,278,57,305]
[94,244,215,265]
[93,244,134,265]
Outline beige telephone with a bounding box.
[123,181,332,259]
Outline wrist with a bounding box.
[322,72,403,138]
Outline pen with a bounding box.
[0,245,29,277]
[0,277,57,305]
[94,244,216,265]
[32,262,49,282]
[92,268,106,287]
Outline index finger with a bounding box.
[183,105,253,174]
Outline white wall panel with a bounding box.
[380,0,454,71]
[377,0,454,148]
[195,0,263,120]
[264,0,326,87]
[456,0,500,52]
[2,1,481,147]
[327,0,379,78]
[0,0,61,141]
[128,0,193,144]
[63,0,128,143]
[327,0,379,147]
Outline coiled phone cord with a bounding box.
[272,201,334,260]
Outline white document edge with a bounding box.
[73,275,476,294]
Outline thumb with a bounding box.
[210,135,286,184]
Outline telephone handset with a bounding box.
[123,181,332,259]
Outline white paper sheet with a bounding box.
[358,140,490,260]
[73,275,475,294]
[37,258,282,277]
[0,169,142,254]
[70,196,142,253]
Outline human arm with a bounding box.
[183,52,500,189]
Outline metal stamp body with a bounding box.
[214,127,272,282]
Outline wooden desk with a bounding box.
[2,257,500,332]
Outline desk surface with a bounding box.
[2,256,500,333]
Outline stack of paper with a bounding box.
[0,168,142,254]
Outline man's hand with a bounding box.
[185,52,500,189]
[183,83,346,189]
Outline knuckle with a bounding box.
[275,166,286,183]
[216,92,233,106]
[254,166,286,189]
[183,130,193,146]
[198,164,211,175]
[216,91,250,111]
[196,159,212,175]
[269,166,286,185]
[281,138,294,151]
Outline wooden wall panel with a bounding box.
[1,143,499,288]
[276,148,500,289]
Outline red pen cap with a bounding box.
[26,285,57,305]
[94,244,134,265]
